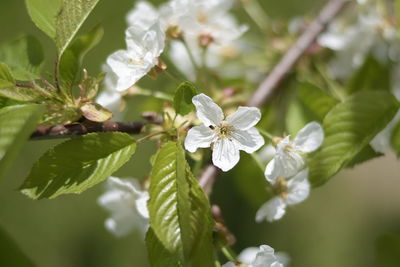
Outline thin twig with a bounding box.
[199,0,348,195]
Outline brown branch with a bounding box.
[248,0,348,107]
[30,120,160,140]
[199,0,348,194]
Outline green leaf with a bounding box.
[173,82,197,115]
[0,35,44,80]
[345,145,383,168]
[298,82,339,120]
[20,132,136,199]
[0,226,37,267]
[146,228,180,267]
[346,54,391,94]
[25,0,62,39]
[80,102,112,122]
[309,91,399,187]
[391,120,400,157]
[0,104,44,179]
[147,142,215,266]
[60,25,104,85]
[55,0,101,56]
[0,63,43,102]
[0,97,22,109]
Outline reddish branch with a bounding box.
[31,119,161,140]
[199,0,348,194]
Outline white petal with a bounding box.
[98,177,149,237]
[286,169,310,205]
[253,245,281,267]
[135,192,150,218]
[104,215,136,237]
[226,106,261,130]
[238,247,259,265]
[212,138,240,172]
[106,50,148,91]
[192,94,224,127]
[169,40,196,82]
[275,252,290,266]
[293,122,324,153]
[370,111,400,153]
[126,1,159,29]
[257,144,276,164]
[264,158,281,183]
[231,127,265,154]
[184,125,215,152]
[255,197,286,223]
[125,22,165,58]
[268,136,305,179]
[96,90,121,112]
[264,146,304,183]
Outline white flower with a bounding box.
[184,94,264,172]
[98,177,149,237]
[256,169,310,223]
[126,1,159,29]
[223,245,289,267]
[106,22,165,92]
[167,0,247,80]
[265,122,323,183]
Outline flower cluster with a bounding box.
[257,122,324,222]
[97,0,247,110]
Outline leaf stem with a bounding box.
[221,246,237,262]
[137,131,165,143]
[135,87,173,102]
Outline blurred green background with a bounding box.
[1,0,400,266]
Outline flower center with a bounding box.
[197,12,208,24]
[129,58,145,65]
[273,177,288,199]
[214,121,233,139]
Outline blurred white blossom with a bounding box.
[256,169,310,222]
[318,1,399,78]
[223,245,289,267]
[98,177,149,237]
[184,94,264,171]
[265,122,323,182]
[106,22,165,92]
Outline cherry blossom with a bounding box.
[184,93,264,171]
[265,122,323,182]
[106,22,165,92]
[256,169,310,222]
